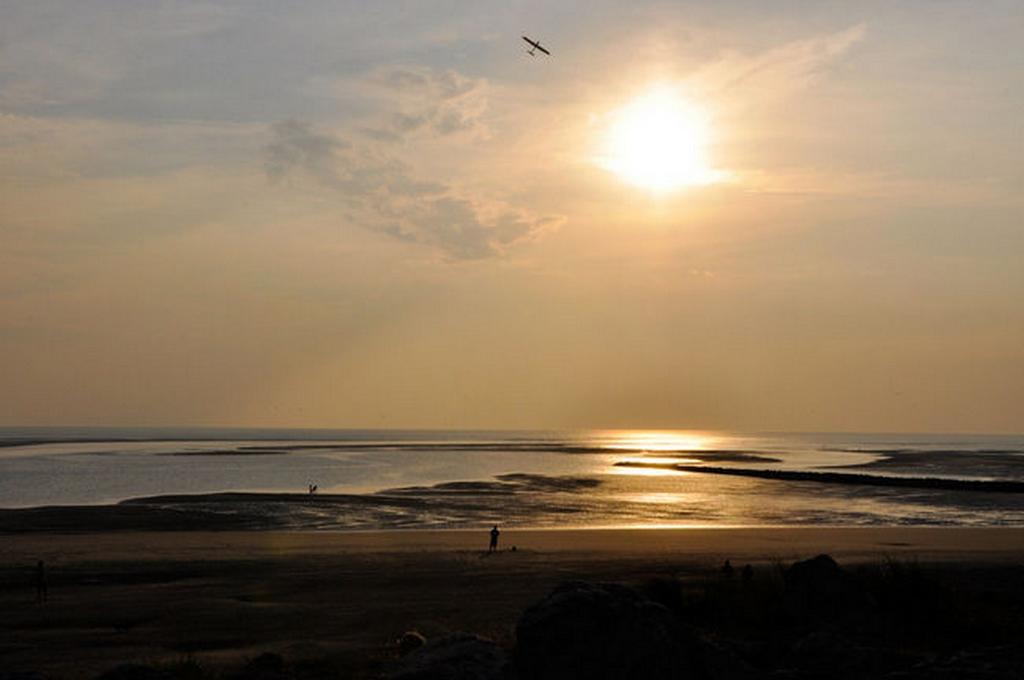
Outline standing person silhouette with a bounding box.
[489,525,500,553]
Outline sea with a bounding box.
[1,427,1022,529]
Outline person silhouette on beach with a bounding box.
[489,525,500,552]
[35,560,47,603]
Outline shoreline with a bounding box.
[6,490,1024,534]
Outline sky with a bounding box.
[1,0,1022,433]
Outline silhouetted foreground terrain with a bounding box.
[2,530,1023,679]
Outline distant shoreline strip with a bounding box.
[614,462,1024,493]
[0,438,778,460]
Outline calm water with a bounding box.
[1,427,1022,528]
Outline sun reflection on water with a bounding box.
[611,456,700,476]
[619,492,690,504]
[600,430,719,452]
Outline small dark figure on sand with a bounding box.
[489,525,500,552]
[720,559,734,578]
[35,560,47,603]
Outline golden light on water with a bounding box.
[597,86,725,191]
[603,430,719,452]
[611,458,697,477]
[619,492,690,504]
[605,430,717,476]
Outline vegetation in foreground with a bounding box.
[4,555,1022,679]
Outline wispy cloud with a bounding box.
[265,117,560,259]
[357,66,490,142]
[0,3,238,112]
[690,24,867,105]
[265,119,350,185]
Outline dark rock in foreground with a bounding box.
[886,645,1024,680]
[514,581,709,680]
[232,653,287,680]
[94,666,173,680]
[784,554,872,621]
[385,633,507,680]
[397,630,427,656]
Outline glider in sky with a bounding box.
[522,36,551,56]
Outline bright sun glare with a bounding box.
[599,87,724,192]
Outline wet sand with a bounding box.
[5,526,1024,563]
[2,527,1023,678]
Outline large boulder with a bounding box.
[514,581,707,680]
[386,633,507,680]
[397,630,428,656]
[784,555,870,621]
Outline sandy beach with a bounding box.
[3,527,1023,678]
[5,526,1024,563]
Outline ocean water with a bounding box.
[1,427,1022,529]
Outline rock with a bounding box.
[784,555,870,620]
[514,581,708,680]
[640,577,685,617]
[790,630,853,657]
[885,645,1024,680]
[398,630,427,656]
[93,666,172,680]
[787,630,861,674]
[700,639,761,680]
[783,632,926,678]
[785,555,843,592]
[234,652,288,680]
[386,633,506,680]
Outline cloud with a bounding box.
[689,24,867,104]
[0,3,238,114]
[358,66,490,142]
[265,119,349,184]
[265,119,559,259]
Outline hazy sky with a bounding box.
[2,1,1022,432]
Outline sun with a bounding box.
[598,86,724,192]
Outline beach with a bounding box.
[3,430,1024,677]
[4,527,1024,678]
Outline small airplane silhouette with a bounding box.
[522,36,551,56]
